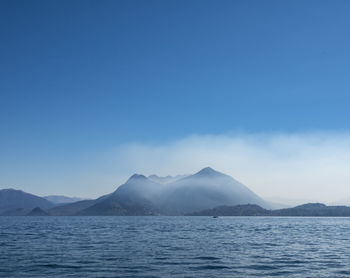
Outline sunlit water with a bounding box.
[1,216,350,277]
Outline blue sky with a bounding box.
[1,1,350,199]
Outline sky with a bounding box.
[1,0,350,203]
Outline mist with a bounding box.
[4,131,350,204]
[111,131,350,204]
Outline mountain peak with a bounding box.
[127,174,148,182]
[27,207,49,216]
[294,203,327,209]
[195,167,221,177]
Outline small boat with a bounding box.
[213,215,219,218]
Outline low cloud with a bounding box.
[112,132,350,203]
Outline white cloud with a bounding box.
[110,132,350,203]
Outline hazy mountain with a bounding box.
[77,195,159,216]
[0,167,271,216]
[0,189,53,211]
[43,195,85,204]
[158,167,269,214]
[78,167,269,216]
[148,174,188,184]
[78,175,161,215]
[4,174,350,216]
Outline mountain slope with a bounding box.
[78,175,161,215]
[158,167,269,214]
[0,189,53,211]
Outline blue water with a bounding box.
[1,217,350,277]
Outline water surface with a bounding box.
[1,216,350,277]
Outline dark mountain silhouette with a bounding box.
[187,203,350,217]
[273,203,350,216]
[27,207,49,216]
[187,204,270,216]
[0,189,53,212]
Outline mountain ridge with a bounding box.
[1,167,271,216]
[187,203,350,217]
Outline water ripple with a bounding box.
[1,216,350,277]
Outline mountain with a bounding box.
[77,167,269,216]
[78,175,162,215]
[187,203,350,217]
[0,189,53,212]
[157,167,269,214]
[0,167,270,216]
[43,195,85,204]
[27,207,49,216]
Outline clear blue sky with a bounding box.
[1,0,350,196]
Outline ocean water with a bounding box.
[1,216,350,277]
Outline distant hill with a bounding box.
[187,203,350,217]
[27,207,49,216]
[43,195,85,204]
[273,203,350,216]
[187,204,270,216]
[0,189,53,212]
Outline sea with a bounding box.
[1,216,350,277]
